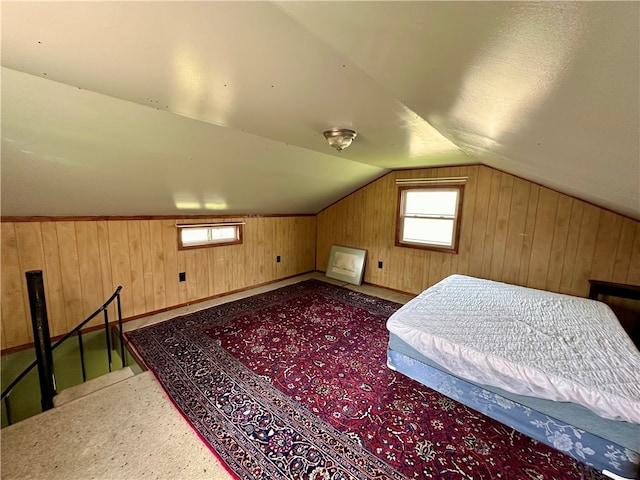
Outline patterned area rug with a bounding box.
[127,279,604,479]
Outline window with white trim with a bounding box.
[396,185,464,253]
[177,223,243,250]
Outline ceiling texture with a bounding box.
[1,1,638,219]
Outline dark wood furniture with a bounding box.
[589,279,640,348]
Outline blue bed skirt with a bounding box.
[387,346,640,479]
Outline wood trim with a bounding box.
[395,176,469,185]
[394,184,465,254]
[1,213,316,223]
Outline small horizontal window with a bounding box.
[177,223,243,250]
[396,186,464,253]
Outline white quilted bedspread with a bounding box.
[387,275,640,424]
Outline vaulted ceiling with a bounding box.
[1,2,638,219]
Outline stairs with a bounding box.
[52,367,135,407]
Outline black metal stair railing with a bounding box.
[1,271,124,426]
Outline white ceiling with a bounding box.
[1,1,638,218]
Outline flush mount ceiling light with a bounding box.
[323,128,357,152]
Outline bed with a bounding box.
[386,274,640,479]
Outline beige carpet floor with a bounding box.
[1,371,233,480]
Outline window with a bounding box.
[396,185,464,253]
[177,223,243,250]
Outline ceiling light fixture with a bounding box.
[323,128,357,152]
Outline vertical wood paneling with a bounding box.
[316,165,639,299]
[263,217,277,282]
[480,170,502,279]
[1,223,28,348]
[195,248,209,300]
[546,195,573,292]
[2,177,637,351]
[139,220,156,311]
[275,217,291,279]
[1,215,316,350]
[362,183,378,284]
[517,184,539,286]
[231,243,244,291]
[381,174,398,284]
[212,243,228,295]
[185,249,200,302]
[176,243,187,304]
[389,247,408,291]
[406,248,425,291]
[126,221,147,316]
[294,217,315,274]
[248,218,264,284]
[559,201,584,294]
[467,167,492,277]
[149,220,166,310]
[96,220,113,300]
[591,211,623,281]
[41,222,67,337]
[502,178,530,285]
[14,223,47,334]
[420,252,432,289]
[527,188,558,290]
[162,220,179,307]
[611,219,637,283]
[56,222,84,331]
[243,217,259,287]
[570,204,601,296]
[107,221,133,319]
[75,221,104,326]
[205,246,216,297]
[456,166,477,276]
[489,173,514,280]
[230,239,243,291]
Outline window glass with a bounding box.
[396,186,463,253]
[405,190,458,217]
[403,217,454,246]
[178,224,242,249]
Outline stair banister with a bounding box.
[1,273,123,426]
[26,270,56,411]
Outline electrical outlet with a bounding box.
[378,261,383,269]
[276,255,281,263]
[179,272,186,282]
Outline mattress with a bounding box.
[386,275,640,424]
[386,343,640,479]
[389,332,640,452]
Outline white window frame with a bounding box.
[177,222,243,250]
[396,185,464,253]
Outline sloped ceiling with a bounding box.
[1,1,638,219]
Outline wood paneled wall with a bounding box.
[4,165,639,350]
[1,216,316,350]
[317,165,640,296]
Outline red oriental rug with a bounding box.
[126,279,604,480]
